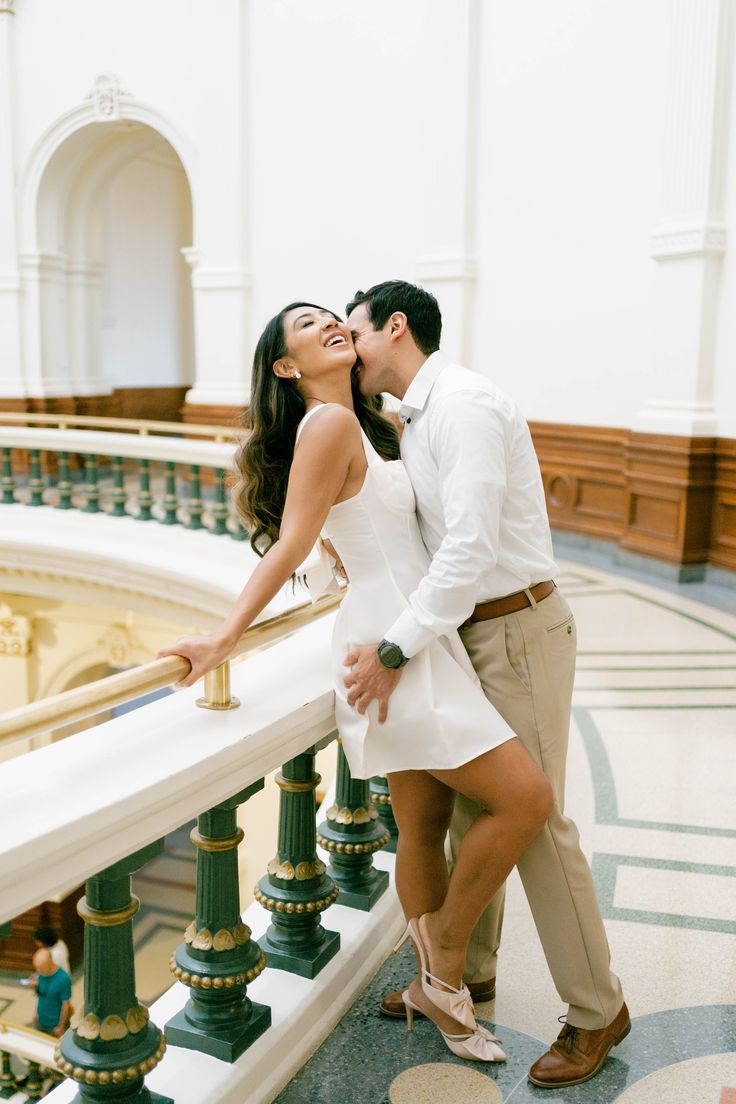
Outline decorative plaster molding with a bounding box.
[97,623,145,669]
[632,399,719,436]
[649,222,727,260]
[86,73,132,122]
[18,251,69,278]
[181,251,252,292]
[0,271,20,292]
[415,256,477,283]
[0,602,32,656]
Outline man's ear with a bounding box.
[272,357,294,380]
[387,311,408,341]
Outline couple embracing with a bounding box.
[162,280,628,1088]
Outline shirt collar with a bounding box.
[398,351,448,423]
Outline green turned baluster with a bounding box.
[211,469,229,535]
[137,459,153,521]
[55,841,172,1104]
[0,1051,15,1098]
[230,517,248,541]
[83,456,100,513]
[1,448,15,504]
[56,451,73,510]
[165,784,271,1061]
[255,747,340,978]
[370,776,398,854]
[111,458,127,517]
[185,465,203,530]
[161,462,179,525]
[23,1061,43,1100]
[317,741,389,910]
[28,449,44,506]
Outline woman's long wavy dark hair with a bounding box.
[233,302,400,556]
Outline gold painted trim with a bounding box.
[77,895,140,927]
[369,792,392,805]
[253,884,339,914]
[0,593,342,745]
[317,831,390,855]
[0,410,240,440]
[275,772,321,793]
[169,949,266,988]
[55,1036,167,1084]
[190,827,244,852]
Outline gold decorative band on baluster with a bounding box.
[275,772,322,793]
[189,827,244,852]
[316,830,390,855]
[56,1036,167,1084]
[369,791,392,805]
[77,895,140,927]
[252,884,339,914]
[168,949,266,988]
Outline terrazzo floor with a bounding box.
[276,560,736,1104]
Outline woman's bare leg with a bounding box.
[388,768,455,924]
[388,737,552,1035]
[423,737,553,988]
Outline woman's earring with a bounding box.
[293,371,302,380]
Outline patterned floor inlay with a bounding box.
[276,560,736,1103]
[389,1063,502,1103]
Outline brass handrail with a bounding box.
[0,1019,56,1043]
[0,411,244,441]
[0,594,341,746]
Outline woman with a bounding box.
[160,302,553,1062]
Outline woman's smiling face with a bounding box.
[279,305,356,379]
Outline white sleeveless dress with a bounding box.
[296,405,515,779]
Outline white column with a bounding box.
[414,0,480,364]
[0,0,23,399]
[181,250,252,408]
[183,1,252,410]
[636,0,733,436]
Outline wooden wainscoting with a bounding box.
[711,437,736,571]
[529,423,735,573]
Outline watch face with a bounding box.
[379,641,404,668]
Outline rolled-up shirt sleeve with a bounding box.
[384,390,507,657]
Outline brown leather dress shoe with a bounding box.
[379,978,496,1019]
[528,1002,631,1088]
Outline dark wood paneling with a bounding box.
[180,402,243,429]
[114,386,188,423]
[529,422,732,572]
[0,886,84,972]
[711,437,736,571]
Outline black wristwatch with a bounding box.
[377,639,409,669]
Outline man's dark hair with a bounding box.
[34,926,58,947]
[346,280,441,356]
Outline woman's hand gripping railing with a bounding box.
[0,594,343,747]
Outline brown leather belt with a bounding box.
[462,580,556,627]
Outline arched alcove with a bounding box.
[19,95,196,418]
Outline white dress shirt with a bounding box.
[384,352,557,658]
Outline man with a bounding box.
[30,948,72,1038]
[34,925,71,977]
[343,280,628,1088]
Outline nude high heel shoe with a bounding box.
[393,921,507,1063]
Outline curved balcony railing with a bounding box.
[0,419,244,537]
[0,592,401,1103]
[0,1019,63,1099]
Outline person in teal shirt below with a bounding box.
[31,948,72,1037]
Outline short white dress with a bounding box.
[297,405,515,780]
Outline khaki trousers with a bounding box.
[449,588,623,1029]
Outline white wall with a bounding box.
[2,0,735,436]
[103,152,193,387]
